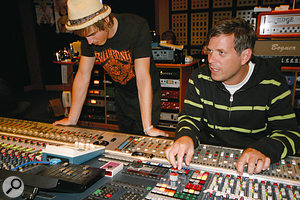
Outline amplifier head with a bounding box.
[257,9,300,38]
[254,40,300,56]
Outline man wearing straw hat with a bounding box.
[54,0,167,137]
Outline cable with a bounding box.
[11,158,61,171]
[11,161,51,171]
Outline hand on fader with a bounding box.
[236,148,271,175]
[165,136,194,170]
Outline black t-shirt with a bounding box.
[81,13,161,125]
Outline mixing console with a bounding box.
[0,117,299,200]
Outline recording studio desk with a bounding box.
[0,117,299,200]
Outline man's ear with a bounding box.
[103,16,111,30]
[104,16,108,22]
[240,48,252,65]
[104,16,110,24]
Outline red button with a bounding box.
[196,185,203,191]
[105,193,112,198]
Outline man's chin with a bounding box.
[211,75,223,83]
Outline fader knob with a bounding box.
[170,172,178,182]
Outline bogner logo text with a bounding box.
[271,44,296,52]
[254,40,300,56]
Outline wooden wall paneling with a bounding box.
[172,13,188,45]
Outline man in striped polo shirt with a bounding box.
[165,18,299,175]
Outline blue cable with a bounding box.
[11,158,61,171]
[11,161,51,171]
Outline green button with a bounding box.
[146,186,152,190]
[93,189,102,195]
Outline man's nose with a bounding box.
[208,52,216,64]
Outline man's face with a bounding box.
[85,28,109,46]
[207,34,248,85]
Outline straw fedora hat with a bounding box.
[65,0,111,31]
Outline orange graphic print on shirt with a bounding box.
[94,48,135,85]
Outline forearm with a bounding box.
[67,56,95,124]
[136,73,153,130]
[175,76,203,147]
[67,72,91,123]
[134,57,153,131]
[249,86,300,162]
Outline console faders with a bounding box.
[0,135,50,171]
[114,136,174,159]
[192,145,242,169]
[203,172,300,200]
[145,165,300,200]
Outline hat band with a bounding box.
[69,6,108,26]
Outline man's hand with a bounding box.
[146,128,169,137]
[165,136,194,170]
[236,148,271,175]
[53,118,77,126]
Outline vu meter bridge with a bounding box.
[0,117,299,200]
